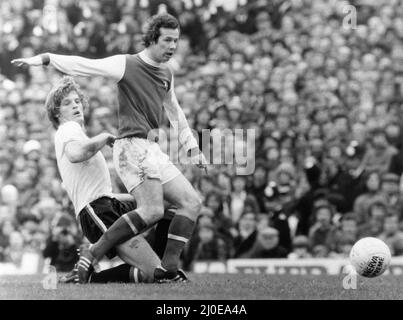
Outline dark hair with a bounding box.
[204,191,223,213]
[231,175,246,189]
[45,76,89,129]
[314,204,333,217]
[142,13,180,47]
[240,211,257,221]
[368,201,387,216]
[341,213,357,222]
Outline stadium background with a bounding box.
[2,0,403,275]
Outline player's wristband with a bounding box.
[40,54,50,66]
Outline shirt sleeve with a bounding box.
[163,76,199,152]
[54,121,86,157]
[48,54,126,83]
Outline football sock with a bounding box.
[90,210,147,261]
[153,217,171,259]
[161,215,195,272]
[89,264,146,283]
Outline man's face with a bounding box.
[239,213,256,231]
[233,177,246,192]
[150,27,180,63]
[381,181,399,195]
[367,173,380,191]
[370,206,386,223]
[199,227,214,243]
[259,232,279,250]
[342,219,357,235]
[372,132,388,148]
[384,216,399,235]
[316,208,332,227]
[58,91,84,125]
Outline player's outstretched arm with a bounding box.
[11,53,125,82]
[65,132,116,163]
[163,78,208,171]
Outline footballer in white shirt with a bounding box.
[47,76,186,284]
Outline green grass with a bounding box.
[0,274,402,300]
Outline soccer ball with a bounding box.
[349,237,391,277]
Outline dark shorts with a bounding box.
[79,196,137,259]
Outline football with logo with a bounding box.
[349,237,391,277]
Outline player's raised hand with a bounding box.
[11,55,43,67]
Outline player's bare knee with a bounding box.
[182,194,202,217]
[145,204,164,223]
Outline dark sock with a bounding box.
[89,264,132,283]
[153,218,171,259]
[89,264,146,283]
[162,215,195,272]
[91,210,147,261]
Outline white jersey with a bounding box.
[54,121,113,216]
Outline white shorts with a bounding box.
[113,137,181,192]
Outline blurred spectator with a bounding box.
[229,175,248,223]
[239,227,288,259]
[311,244,329,258]
[353,171,383,226]
[8,231,25,265]
[295,159,323,236]
[326,213,358,257]
[204,191,234,251]
[42,214,80,272]
[232,211,258,258]
[308,205,335,250]
[288,235,312,259]
[379,212,403,256]
[360,127,398,174]
[378,173,403,218]
[358,201,387,238]
[0,220,15,262]
[247,163,268,212]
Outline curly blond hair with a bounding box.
[45,76,89,129]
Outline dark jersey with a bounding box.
[117,54,172,139]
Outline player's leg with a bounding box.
[77,198,162,284]
[159,173,202,276]
[86,178,164,262]
[76,191,162,283]
[89,263,145,284]
[62,204,172,284]
[152,206,175,258]
[114,195,175,260]
[80,138,165,267]
[115,235,161,282]
[112,199,175,282]
[88,209,172,284]
[89,233,161,284]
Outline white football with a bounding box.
[349,237,391,277]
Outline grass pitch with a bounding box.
[0,273,402,300]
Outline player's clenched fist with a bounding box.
[100,133,116,147]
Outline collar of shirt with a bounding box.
[139,50,161,68]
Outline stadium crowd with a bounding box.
[2,0,403,271]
